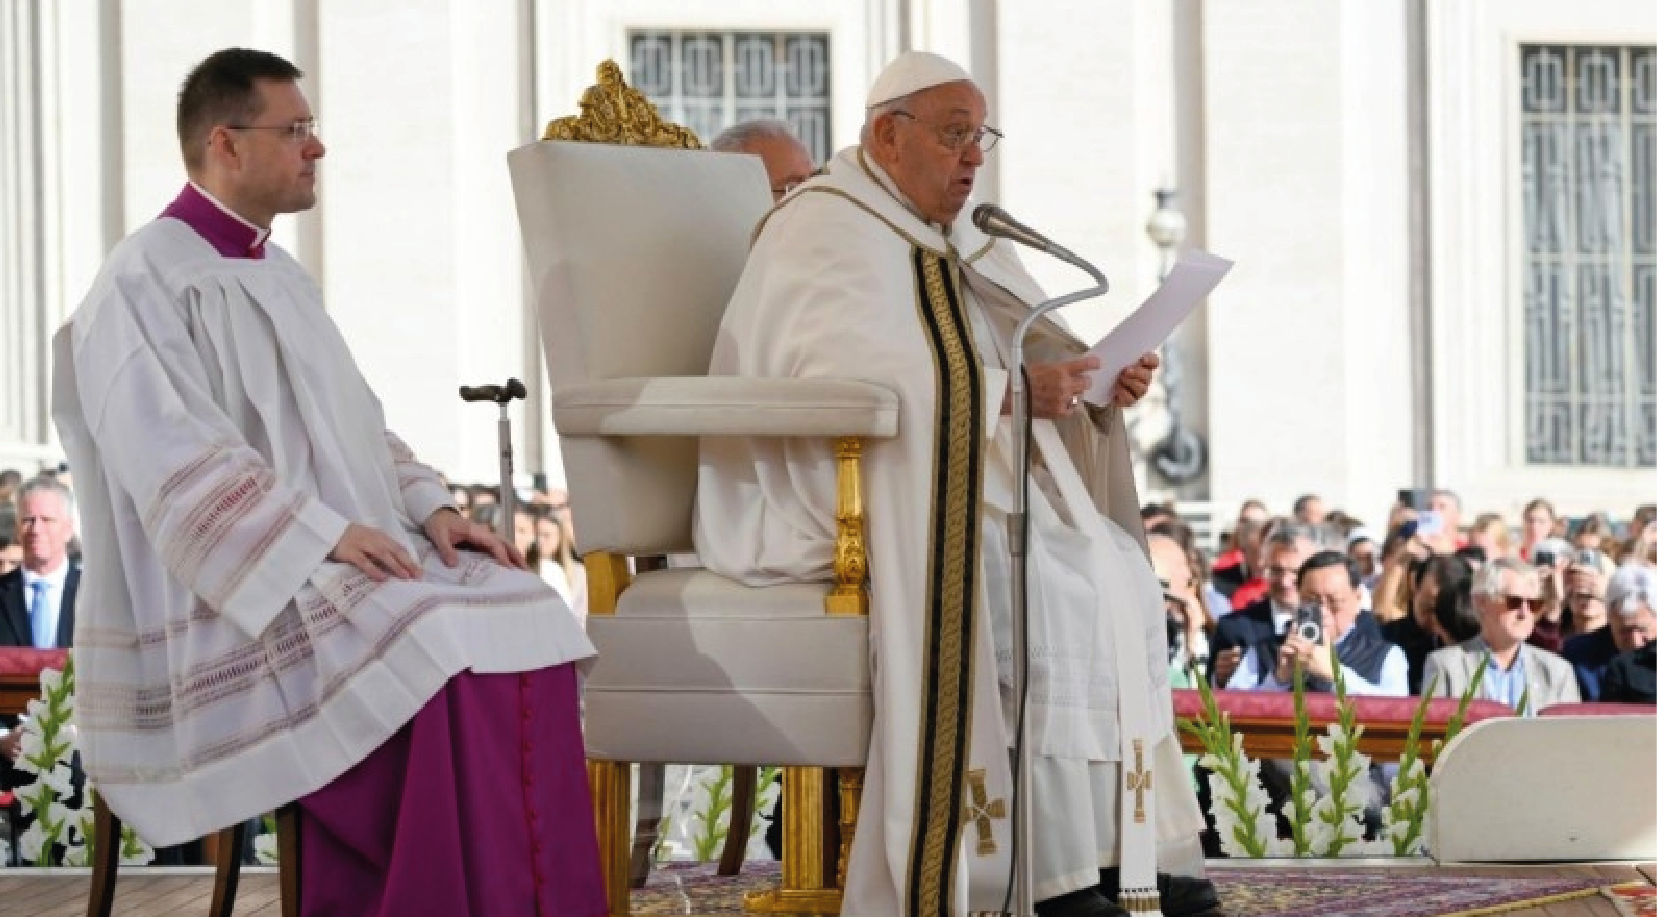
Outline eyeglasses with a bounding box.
[1501,595,1541,613]
[1264,565,1299,580]
[226,118,319,144]
[891,111,1002,153]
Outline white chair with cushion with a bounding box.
[508,62,896,917]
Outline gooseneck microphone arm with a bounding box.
[971,203,1110,917]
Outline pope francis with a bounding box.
[695,52,1219,917]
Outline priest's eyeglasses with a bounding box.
[227,118,320,144]
[892,111,1002,153]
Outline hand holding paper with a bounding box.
[1081,250,1233,406]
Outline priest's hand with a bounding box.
[1111,352,1160,408]
[331,523,423,582]
[1009,356,1099,418]
[423,507,526,571]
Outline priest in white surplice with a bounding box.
[51,49,604,917]
[695,53,1217,917]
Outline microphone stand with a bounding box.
[1005,261,1109,917]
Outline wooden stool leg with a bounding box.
[717,765,757,876]
[207,821,248,917]
[86,794,120,917]
[628,762,665,889]
[277,803,302,917]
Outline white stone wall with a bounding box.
[1425,0,1657,519]
[1200,0,1416,526]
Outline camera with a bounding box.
[1534,548,1557,568]
[1293,604,1323,644]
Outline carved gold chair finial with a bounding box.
[542,60,702,149]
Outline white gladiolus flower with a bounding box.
[38,668,63,696]
[41,763,76,797]
[254,833,280,865]
[18,822,46,864]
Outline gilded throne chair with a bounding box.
[508,62,895,916]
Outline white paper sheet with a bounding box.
[1081,250,1233,406]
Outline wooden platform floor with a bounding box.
[0,863,1651,917]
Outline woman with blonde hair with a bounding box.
[1468,513,1512,562]
[534,510,588,622]
[1519,497,1558,561]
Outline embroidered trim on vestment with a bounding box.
[903,248,986,917]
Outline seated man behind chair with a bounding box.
[1423,558,1581,714]
[1591,565,1656,704]
[52,49,603,916]
[695,50,1217,917]
[710,119,815,200]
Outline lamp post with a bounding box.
[1146,187,1186,283]
[1142,187,1206,489]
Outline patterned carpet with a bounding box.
[1609,882,1657,917]
[630,862,1608,916]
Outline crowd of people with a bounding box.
[1145,490,1656,708]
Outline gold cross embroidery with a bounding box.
[1125,739,1153,824]
[963,768,1007,855]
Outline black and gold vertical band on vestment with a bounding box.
[904,248,986,917]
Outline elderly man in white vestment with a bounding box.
[50,49,604,917]
[694,51,1218,917]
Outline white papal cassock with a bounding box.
[695,146,1205,916]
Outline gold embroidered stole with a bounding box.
[904,248,987,917]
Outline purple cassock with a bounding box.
[161,183,607,917]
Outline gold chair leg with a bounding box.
[836,768,864,890]
[745,766,841,915]
[590,760,633,917]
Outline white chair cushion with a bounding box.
[583,568,872,766]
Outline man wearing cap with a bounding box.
[695,51,1214,917]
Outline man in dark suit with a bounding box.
[1209,525,1315,688]
[1,477,80,783]
[1566,564,1656,699]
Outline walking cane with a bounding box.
[458,378,528,542]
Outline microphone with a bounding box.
[972,204,1104,287]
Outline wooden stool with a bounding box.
[87,796,301,917]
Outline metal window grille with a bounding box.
[628,31,832,165]
[1521,44,1657,467]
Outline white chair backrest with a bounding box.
[508,141,771,554]
[1429,715,1657,861]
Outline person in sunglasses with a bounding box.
[1422,557,1581,714]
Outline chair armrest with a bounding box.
[553,377,899,437]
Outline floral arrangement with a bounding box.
[1178,645,1491,858]
[8,655,153,867]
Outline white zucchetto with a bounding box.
[865,51,975,108]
